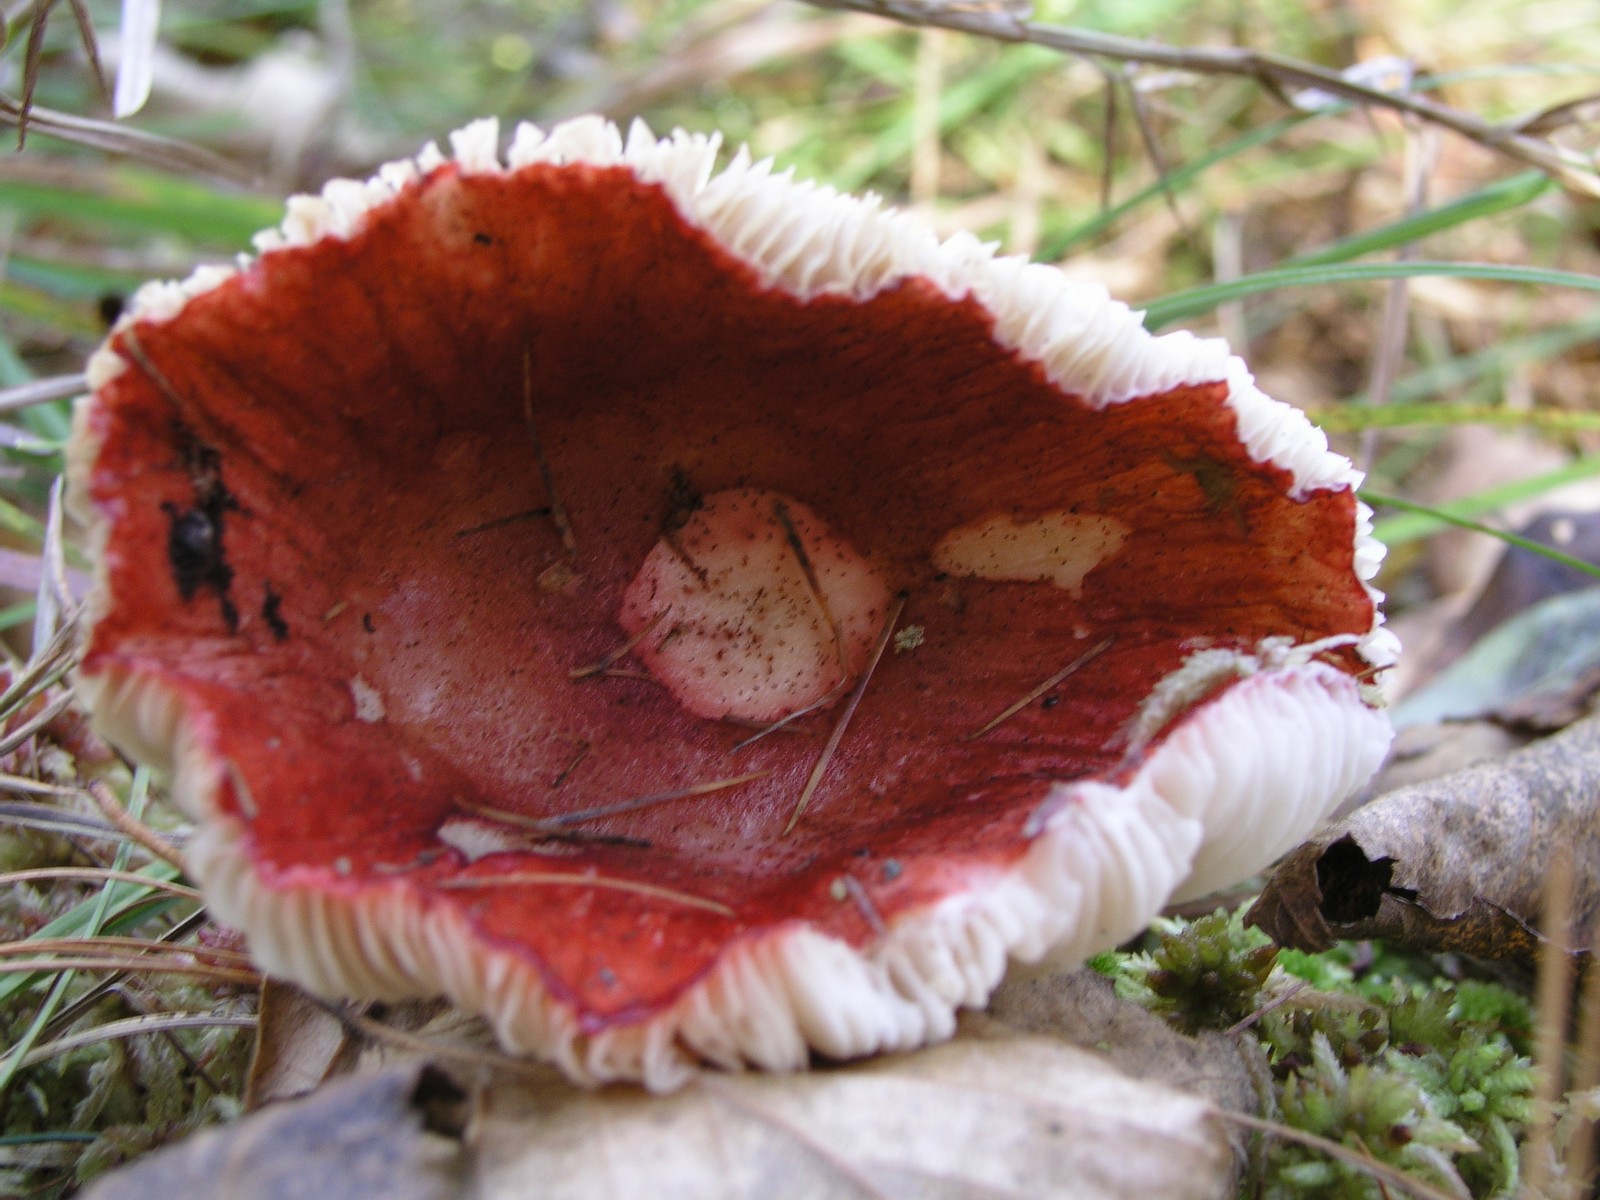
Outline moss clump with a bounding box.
[1114,908,1280,1033]
[1102,905,1536,1199]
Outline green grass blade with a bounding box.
[1313,404,1600,435]
[1366,456,1600,546]
[0,770,158,1090]
[1286,171,1554,269]
[0,168,280,247]
[1143,261,1600,330]
[1040,112,1315,259]
[1362,490,1600,578]
[1339,313,1600,410]
[832,45,1056,192]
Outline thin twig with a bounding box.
[455,507,552,538]
[438,871,736,917]
[37,909,212,1040]
[17,0,51,148]
[1524,847,1577,1200]
[536,770,771,827]
[965,635,1114,740]
[1225,979,1308,1036]
[8,1012,258,1074]
[0,958,259,985]
[522,346,575,557]
[0,95,252,183]
[549,740,590,789]
[570,610,667,679]
[1562,908,1600,1192]
[87,780,187,870]
[840,874,887,937]
[773,498,848,682]
[0,373,86,414]
[1358,123,1439,474]
[1216,1110,1464,1200]
[0,867,199,899]
[308,994,553,1079]
[797,0,1600,198]
[0,936,251,964]
[65,0,111,106]
[783,594,905,836]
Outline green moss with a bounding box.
[1105,905,1536,1198]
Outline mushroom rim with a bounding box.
[85,652,1388,1089]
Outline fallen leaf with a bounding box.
[81,1063,468,1200]
[1247,712,1600,967]
[1395,587,1600,731]
[1362,720,1531,798]
[244,979,362,1109]
[978,968,1259,1119]
[473,1036,1235,1200]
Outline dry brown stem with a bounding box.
[795,0,1600,198]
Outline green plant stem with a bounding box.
[1144,261,1600,329]
[1363,488,1600,576]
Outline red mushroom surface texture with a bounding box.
[70,116,1396,1090]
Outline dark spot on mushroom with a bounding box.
[262,583,289,641]
[97,292,125,329]
[1041,694,1061,709]
[1164,450,1249,534]
[160,429,242,632]
[363,612,376,633]
[473,231,494,246]
[162,502,238,632]
[664,466,702,533]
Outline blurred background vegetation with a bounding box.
[1,0,1598,1194]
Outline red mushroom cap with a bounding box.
[69,116,1395,1088]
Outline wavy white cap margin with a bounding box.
[74,115,1397,1089]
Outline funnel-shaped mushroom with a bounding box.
[69,116,1395,1089]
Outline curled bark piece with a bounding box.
[1248,713,1600,967]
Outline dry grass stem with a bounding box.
[0,94,252,180]
[783,594,906,836]
[455,506,553,539]
[965,635,1114,740]
[0,935,252,965]
[0,958,260,985]
[1219,1110,1465,1200]
[310,995,554,1079]
[10,1012,258,1074]
[537,769,771,827]
[0,867,200,898]
[1523,848,1578,1199]
[438,871,736,917]
[522,346,576,557]
[0,372,86,414]
[773,498,849,681]
[570,610,667,679]
[840,874,887,937]
[87,780,187,870]
[0,690,74,757]
[1561,911,1600,1192]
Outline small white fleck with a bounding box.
[893,625,925,654]
[350,676,385,722]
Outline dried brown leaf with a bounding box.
[244,979,363,1110]
[81,1063,468,1200]
[473,1037,1235,1200]
[1248,712,1600,967]
[979,968,1259,1119]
